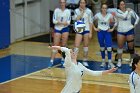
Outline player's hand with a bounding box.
[108,28,114,32]
[127,8,132,12]
[94,27,100,32]
[102,67,117,75]
[108,67,118,73]
[79,7,84,12]
[58,21,63,25]
[79,8,84,16]
[133,24,136,28]
[48,46,61,50]
[62,21,68,26]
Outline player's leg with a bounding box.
[117,32,126,67]
[126,29,135,67]
[105,31,115,68]
[83,31,90,66]
[50,30,61,64]
[74,33,83,54]
[97,31,106,67]
[61,27,70,63]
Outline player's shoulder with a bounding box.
[116,9,128,14]
[107,12,113,16]
[75,8,79,12]
[129,71,137,78]
[54,8,60,12]
[77,62,83,66]
[86,8,92,13]
[65,8,71,12]
[95,12,101,16]
[130,9,136,14]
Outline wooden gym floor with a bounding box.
[0,32,140,93]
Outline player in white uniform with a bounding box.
[49,46,117,93]
[93,3,117,68]
[74,0,93,66]
[115,0,139,67]
[129,56,140,93]
[50,0,71,64]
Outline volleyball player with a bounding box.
[50,0,71,64]
[49,46,117,93]
[115,0,139,67]
[129,55,140,93]
[93,3,117,68]
[74,0,93,66]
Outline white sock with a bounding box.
[50,59,53,63]
[108,60,112,63]
[102,59,105,62]
[118,59,121,62]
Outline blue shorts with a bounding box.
[54,27,69,34]
[117,29,134,36]
[77,30,89,35]
[97,30,112,47]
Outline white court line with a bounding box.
[0,64,61,85]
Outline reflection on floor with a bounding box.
[0,54,51,83]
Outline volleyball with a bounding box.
[74,20,86,33]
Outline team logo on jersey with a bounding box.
[74,20,86,33]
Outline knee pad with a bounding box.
[128,48,135,54]
[83,47,88,52]
[52,49,58,54]
[107,47,112,52]
[117,48,123,54]
[127,39,134,44]
[100,47,105,52]
[74,47,79,54]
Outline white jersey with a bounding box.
[94,12,115,30]
[61,47,103,93]
[115,9,139,33]
[74,8,93,31]
[53,8,71,30]
[107,8,118,14]
[129,71,140,93]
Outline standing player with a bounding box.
[129,55,140,93]
[115,0,139,67]
[74,0,93,66]
[49,46,117,93]
[50,0,71,64]
[93,3,117,68]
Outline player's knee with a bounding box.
[74,47,79,54]
[52,49,58,54]
[100,47,105,52]
[128,47,135,54]
[83,47,88,52]
[107,47,112,52]
[127,39,134,44]
[117,48,123,54]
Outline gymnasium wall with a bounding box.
[0,0,10,49]
[7,0,140,47]
[10,0,59,43]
